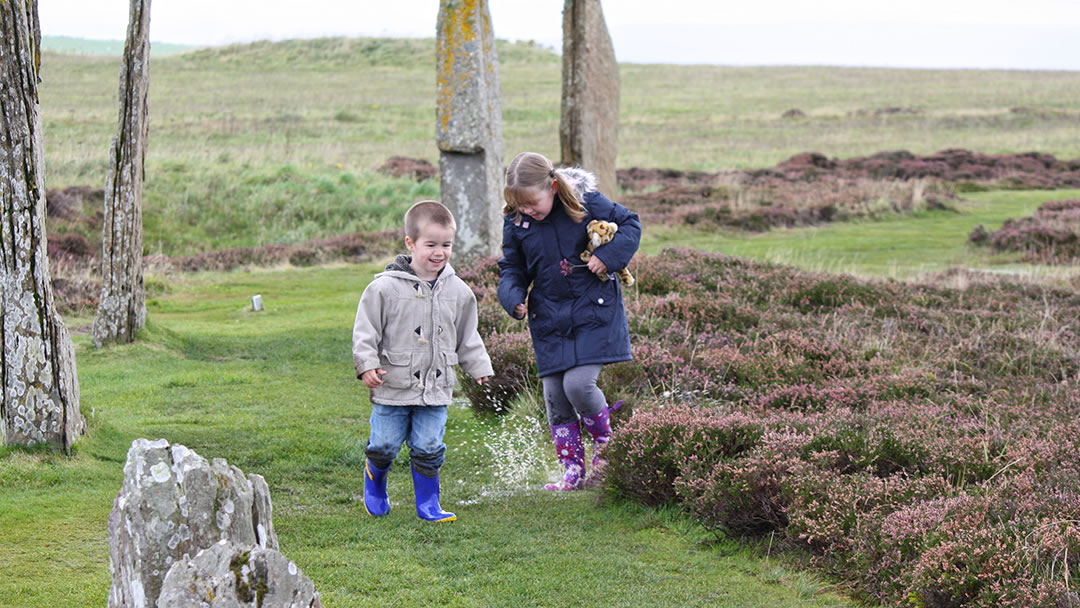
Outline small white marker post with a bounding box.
[251,295,264,312]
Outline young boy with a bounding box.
[352,200,492,522]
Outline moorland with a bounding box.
[3,36,1080,607]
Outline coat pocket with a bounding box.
[380,351,414,389]
[438,351,459,387]
[584,281,619,328]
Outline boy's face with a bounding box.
[406,222,455,281]
[515,181,557,221]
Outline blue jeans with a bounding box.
[365,404,448,478]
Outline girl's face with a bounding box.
[406,222,455,280]
[516,181,557,221]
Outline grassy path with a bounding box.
[0,265,857,607]
[641,188,1080,280]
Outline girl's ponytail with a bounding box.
[552,167,586,223]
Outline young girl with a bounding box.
[497,152,640,491]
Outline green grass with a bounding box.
[0,264,859,607]
[642,189,1080,282]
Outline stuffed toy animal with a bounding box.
[580,220,635,286]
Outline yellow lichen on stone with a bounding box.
[436,0,482,136]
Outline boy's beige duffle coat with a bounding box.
[353,256,493,406]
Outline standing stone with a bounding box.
[0,0,85,453]
[436,0,504,257]
[93,0,151,347]
[560,0,619,196]
[108,439,279,608]
[158,540,321,608]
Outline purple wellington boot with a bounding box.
[582,401,622,486]
[543,422,585,491]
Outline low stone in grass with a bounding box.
[157,540,320,608]
[107,439,278,608]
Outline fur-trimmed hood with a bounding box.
[557,167,597,199]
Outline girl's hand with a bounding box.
[513,303,527,319]
[361,368,387,388]
[586,255,608,276]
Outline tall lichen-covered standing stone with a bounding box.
[436,0,504,257]
[561,0,619,196]
[0,0,85,453]
[93,0,151,347]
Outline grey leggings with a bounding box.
[542,364,606,426]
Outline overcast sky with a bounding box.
[39,0,1080,70]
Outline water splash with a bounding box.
[454,408,552,506]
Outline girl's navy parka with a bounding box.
[497,169,641,378]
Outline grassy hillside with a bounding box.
[40,36,1080,181]
[36,37,1080,258]
[42,35,195,56]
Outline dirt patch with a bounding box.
[374,149,1080,192]
[48,229,402,316]
[851,107,920,117]
[620,176,954,233]
[617,149,1080,193]
[377,155,437,181]
[755,149,1080,188]
[163,229,400,273]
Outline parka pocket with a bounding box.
[438,351,459,387]
[584,281,619,328]
[380,351,414,389]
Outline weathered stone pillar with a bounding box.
[93,0,151,347]
[1,0,85,453]
[561,0,619,196]
[436,0,504,258]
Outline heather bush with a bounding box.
[454,246,1080,606]
[605,405,768,507]
[969,198,1080,264]
[460,330,536,415]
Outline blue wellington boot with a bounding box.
[363,459,390,517]
[411,465,456,522]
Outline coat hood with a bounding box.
[558,167,598,199]
[378,254,456,282]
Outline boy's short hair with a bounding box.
[404,200,457,240]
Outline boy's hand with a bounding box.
[476,376,490,384]
[513,303,527,319]
[361,368,387,388]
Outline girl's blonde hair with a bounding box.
[503,152,586,223]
